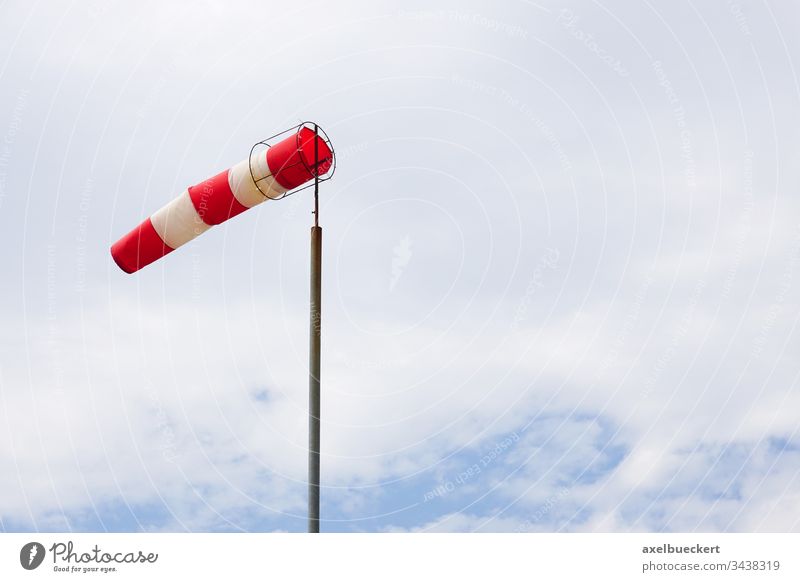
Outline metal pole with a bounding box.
[308,126,322,533]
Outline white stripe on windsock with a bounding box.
[228,156,287,207]
[150,189,211,249]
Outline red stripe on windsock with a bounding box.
[188,169,249,225]
[110,217,174,274]
[267,126,333,190]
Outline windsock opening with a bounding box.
[267,126,333,190]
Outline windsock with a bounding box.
[111,126,333,273]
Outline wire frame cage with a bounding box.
[248,121,336,202]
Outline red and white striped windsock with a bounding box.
[111,126,333,273]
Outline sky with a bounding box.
[0,0,799,533]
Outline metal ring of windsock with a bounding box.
[111,122,335,273]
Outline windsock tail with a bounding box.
[111,218,174,274]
